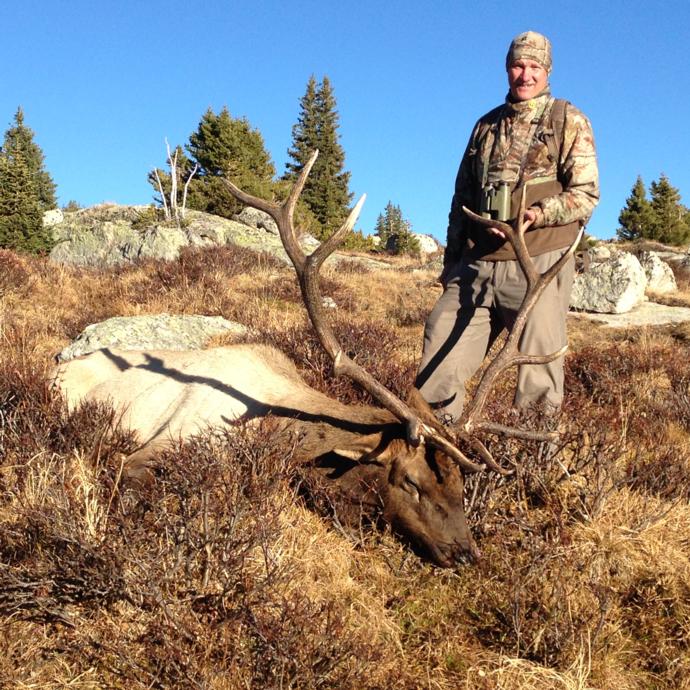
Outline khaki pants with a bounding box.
[416,248,575,422]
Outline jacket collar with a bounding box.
[504,88,551,117]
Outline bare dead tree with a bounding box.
[152,139,199,226]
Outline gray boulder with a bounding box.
[43,208,64,227]
[639,251,677,294]
[570,252,647,314]
[412,233,442,256]
[57,313,247,362]
[233,207,279,235]
[587,245,614,262]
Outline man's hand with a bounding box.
[486,207,541,239]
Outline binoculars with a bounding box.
[480,181,512,222]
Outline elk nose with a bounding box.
[455,538,481,564]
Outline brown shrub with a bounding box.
[124,244,283,307]
[0,406,395,688]
[334,258,373,275]
[669,258,690,291]
[257,318,417,405]
[0,249,31,296]
[242,270,356,314]
[387,297,432,327]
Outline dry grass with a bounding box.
[1,242,690,688]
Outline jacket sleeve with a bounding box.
[443,125,480,267]
[533,105,600,228]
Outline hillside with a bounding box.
[1,236,689,689]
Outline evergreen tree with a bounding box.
[649,174,690,245]
[617,175,654,241]
[0,109,55,253]
[285,76,319,182]
[188,107,275,219]
[1,108,57,211]
[150,107,276,219]
[374,202,419,255]
[0,148,52,252]
[284,76,352,239]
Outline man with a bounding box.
[416,30,599,423]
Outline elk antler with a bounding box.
[459,186,583,450]
[224,151,504,474]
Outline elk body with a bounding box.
[53,344,475,566]
[53,151,580,567]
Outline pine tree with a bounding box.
[374,202,419,255]
[285,76,319,182]
[149,107,276,219]
[0,109,55,253]
[649,174,690,245]
[617,176,654,241]
[0,148,52,252]
[284,76,352,239]
[1,108,57,211]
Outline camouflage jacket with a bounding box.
[444,89,599,264]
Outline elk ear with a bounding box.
[334,434,408,465]
[333,432,392,462]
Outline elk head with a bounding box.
[223,153,580,567]
[377,394,479,565]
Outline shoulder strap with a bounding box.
[546,98,569,162]
[475,105,504,186]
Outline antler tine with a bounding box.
[224,151,493,475]
[224,150,320,272]
[457,193,583,449]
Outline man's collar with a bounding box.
[504,88,551,115]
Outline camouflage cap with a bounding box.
[506,31,552,74]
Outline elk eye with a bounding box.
[403,476,420,501]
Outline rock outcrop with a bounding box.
[233,207,278,235]
[57,313,247,362]
[43,208,64,227]
[571,302,690,328]
[49,206,315,268]
[48,205,381,270]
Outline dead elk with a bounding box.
[52,151,580,567]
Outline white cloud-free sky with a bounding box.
[4,0,689,241]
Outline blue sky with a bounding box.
[3,0,689,242]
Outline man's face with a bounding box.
[507,59,548,101]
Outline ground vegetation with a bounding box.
[1,241,689,688]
